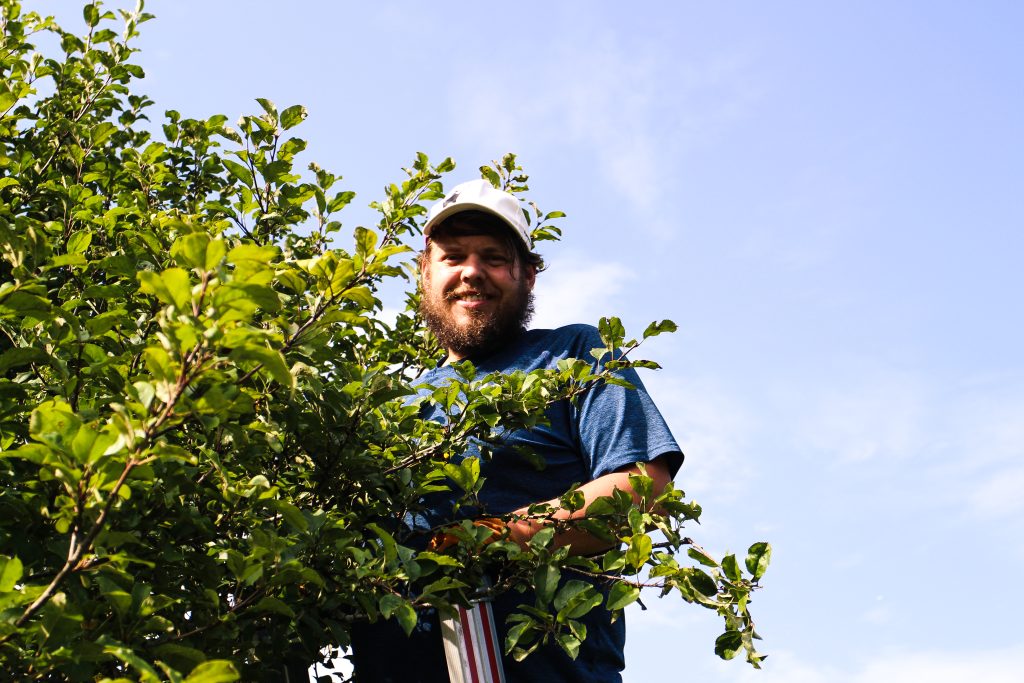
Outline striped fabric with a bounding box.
[440,598,506,683]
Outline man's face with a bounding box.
[420,230,536,360]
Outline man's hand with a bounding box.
[426,517,507,553]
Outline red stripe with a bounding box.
[478,602,503,682]
[459,606,481,683]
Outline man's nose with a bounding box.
[460,255,485,282]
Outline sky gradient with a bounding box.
[41,1,1024,680]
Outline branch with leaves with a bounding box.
[0,2,770,680]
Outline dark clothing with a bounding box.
[351,325,682,682]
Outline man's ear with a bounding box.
[417,248,428,288]
[524,264,537,291]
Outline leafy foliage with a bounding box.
[0,2,770,680]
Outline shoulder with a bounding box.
[523,323,603,353]
[498,324,600,365]
[466,324,600,373]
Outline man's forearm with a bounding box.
[507,456,673,555]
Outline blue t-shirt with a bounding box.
[350,325,683,682]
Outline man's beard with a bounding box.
[420,280,535,359]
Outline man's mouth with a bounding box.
[447,290,492,302]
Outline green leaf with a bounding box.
[71,423,118,464]
[341,285,376,310]
[715,630,743,660]
[327,190,355,213]
[394,601,417,636]
[687,547,719,568]
[355,226,378,259]
[534,565,560,604]
[271,500,308,531]
[556,633,581,659]
[0,346,47,374]
[101,637,162,682]
[230,344,294,389]
[0,290,53,319]
[552,580,588,612]
[262,160,294,183]
[504,619,532,654]
[441,457,479,493]
[256,97,278,119]
[279,104,307,130]
[151,643,207,672]
[367,523,398,565]
[624,533,653,569]
[227,243,279,266]
[91,121,116,145]
[30,401,82,451]
[605,582,640,611]
[183,660,240,683]
[222,159,254,186]
[379,593,417,634]
[642,319,678,339]
[253,596,296,617]
[138,268,192,311]
[722,554,742,582]
[83,3,100,27]
[684,567,719,597]
[0,555,23,592]
[480,166,501,188]
[598,316,625,349]
[529,526,555,550]
[67,230,92,254]
[554,581,602,620]
[96,575,132,616]
[745,542,771,580]
[172,233,226,272]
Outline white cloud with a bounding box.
[447,24,757,217]
[850,647,1024,683]
[531,256,633,329]
[779,366,1024,539]
[788,369,931,465]
[969,466,1024,519]
[861,595,891,625]
[641,372,756,506]
[663,645,1024,683]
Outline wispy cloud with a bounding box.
[446,23,758,218]
[720,646,1024,683]
[623,643,1024,683]
[782,366,1024,535]
[531,255,633,329]
[789,369,931,465]
[642,371,756,507]
[969,466,1024,519]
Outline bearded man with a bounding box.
[349,179,683,682]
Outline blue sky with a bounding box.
[47,1,1024,680]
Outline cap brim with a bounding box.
[423,203,530,247]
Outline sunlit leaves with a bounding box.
[138,267,192,310]
[0,1,769,676]
[0,555,24,592]
[745,542,772,581]
[172,233,226,272]
[280,104,307,130]
[605,582,640,611]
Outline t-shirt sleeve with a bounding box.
[572,330,684,479]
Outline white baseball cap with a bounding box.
[423,178,532,249]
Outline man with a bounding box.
[350,179,683,682]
